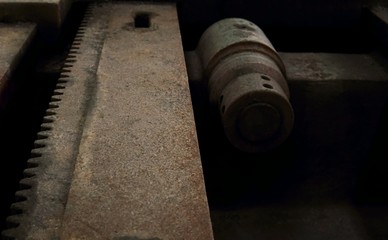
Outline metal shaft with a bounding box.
[196,18,294,152]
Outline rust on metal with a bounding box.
[4,3,213,239]
[194,18,294,153]
[57,3,213,240]
[2,5,108,239]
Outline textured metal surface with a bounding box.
[59,3,213,239]
[194,18,293,152]
[3,2,213,239]
[0,0,72,27]
[281,53,388,81]
[0,23,36,109]
[2,5,108,239]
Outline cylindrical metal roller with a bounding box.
[196,18,294,152]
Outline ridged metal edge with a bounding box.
[1,5,109,239]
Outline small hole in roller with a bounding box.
[263,84,273,89]
[222,105,226,114]
[134,13,150,28]
[261,75,271,81]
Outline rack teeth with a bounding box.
[23,168,38,177]
[55,83,66,89]
[65,58,76,63]
[57,78,69,86]
[62,63,73,68]
[61,68,72,73]
[27,157,40,168]
[40,123,52,131]
[59,73,70,78]
[36,133,48,140]
[33,141,46,149]
[14,189,31,202]
[50,97,61,102]
[48,103,59,109]
[45,110,56,116]
[68,49,79,54]
[10,201,29,214]
[19,178,35,190]
[52,90,64,96]
[74,36,83,41]
[42,115,55,123]
[2,228,18,240]
[5,215,22,228]
[29,150,42,159]
[72,41,81,46]
[2,4,93,239]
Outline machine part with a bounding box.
[2,5,108,239]
[0,0,72,28]
[0,23,36,110]
[196,18,294,152]
[3,3,214,240]
[200,52,388,240]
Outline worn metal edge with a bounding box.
[1,4,109,239]
[0,0,72,28]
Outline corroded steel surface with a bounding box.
[57,3,212,239]
[0,23,36,109]
[3,3,213,239]
[2,5,108,239]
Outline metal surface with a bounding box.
[60,3,213,239]
[194,18,294,152]
[3,3,213,239]
[193,52,388,240]
[0,23,36,110]
[2,5,106,239]
[281,53,388,81]
[0,0,72,28]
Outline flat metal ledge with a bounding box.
[0,0,72,28]
[0,23,36,109]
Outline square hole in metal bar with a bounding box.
[135,13,150,28]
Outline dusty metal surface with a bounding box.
[59,3,213,239]
[4,3,213,239]
[0,23,36,109]
[281,53,388,82]
[0,0,72,28]
[2,5,108,239]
